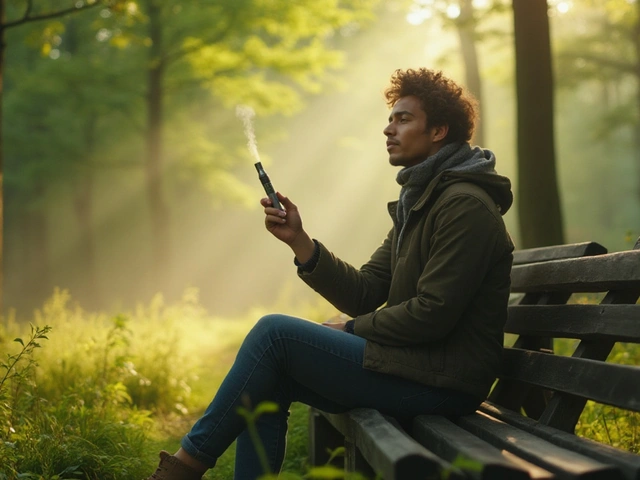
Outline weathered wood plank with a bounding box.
[511,250,640,293]
[505,304,640,341]
[535,289,640,431]
[493,292,568,418]
[480,402,640,480]
[513,242,607,265]
[457,411,623,480]
[385,416,466,480]
[322,408,444,479]
[500,349,640,413]
[412,415,549,479]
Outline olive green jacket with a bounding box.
[298,170,514,399]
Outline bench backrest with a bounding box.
[490,239,640,433]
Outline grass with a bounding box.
[0,288,337,480]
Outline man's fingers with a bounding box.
[264,204,286,220]
[277,192,296,211]
[260,197,271,207]
[265,212,287,225]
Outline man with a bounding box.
[145,68,514,480]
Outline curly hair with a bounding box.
[384,68,478,144]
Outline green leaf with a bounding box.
[254,401,279,416]
[13,338,24,347]
[236,406,250,420]
[451,454,483,471]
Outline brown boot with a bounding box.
[145,450,203,480]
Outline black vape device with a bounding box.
[255,162,282,210]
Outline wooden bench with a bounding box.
[308,238,640,479]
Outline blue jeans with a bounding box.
[181,314,481,479]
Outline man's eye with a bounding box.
[400,117,408,123]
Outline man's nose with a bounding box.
[383,123,394,136]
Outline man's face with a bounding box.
[383,95,445,168]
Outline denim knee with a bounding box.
[249,314,298,340]
[240,314,290,356]
[248,314,283,340]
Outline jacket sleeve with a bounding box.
[297,230,394,316]
[354,192,504,346]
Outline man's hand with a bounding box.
[322,314,351,332]
[322,320,347,331]
[261,192,303,244]
[261,192,315,263]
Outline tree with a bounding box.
[0,0,119,314]
[554,0,640,206]
[102,0,380,291]
[4,0,381,312]
[513,0,564,247]
[456,0,486,146]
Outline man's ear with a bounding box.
[433,124,449,143]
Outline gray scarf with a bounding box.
[395,142,497,240]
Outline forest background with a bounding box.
[1,1,640,478]
[4,0,638,319]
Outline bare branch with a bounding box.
[4,1,104,30]
[22,0,34,22]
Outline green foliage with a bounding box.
[0,289,328,479]
[0,323,52,437]
[555,294,640,453]
[0,296,155,478]
[575,341,640,453]
[0,289,222,479]
[5,0,381,213]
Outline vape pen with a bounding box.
[255,162,282,210]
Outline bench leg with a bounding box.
[345,439,377,477]
[308,409,344,467]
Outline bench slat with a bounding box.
[322,408,445,479]
[511,250,640,293]
[412,415,549,479]
[384,416,467,480]
[513,242,607,265]
[479,402,640,480]
[457,411,623,479]
[505,304,640,341]
[501,348,640,412]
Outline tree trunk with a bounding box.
[456,0,485,146]
[73,170,98,307]
[634,1,640,205]
[30,182,50,305]
[513,0,564,248]
[145,0,170,288]
[0,1,6,315]
[73,115,99,308]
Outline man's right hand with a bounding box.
[261,193,316,263]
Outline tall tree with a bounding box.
[109,0,380,291]
[0,0,117,314]
[513,0,564,247]
[4,0,381,312]
[554,0,640,206]
[455,0,485,145]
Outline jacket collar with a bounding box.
[387,171,445,227]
